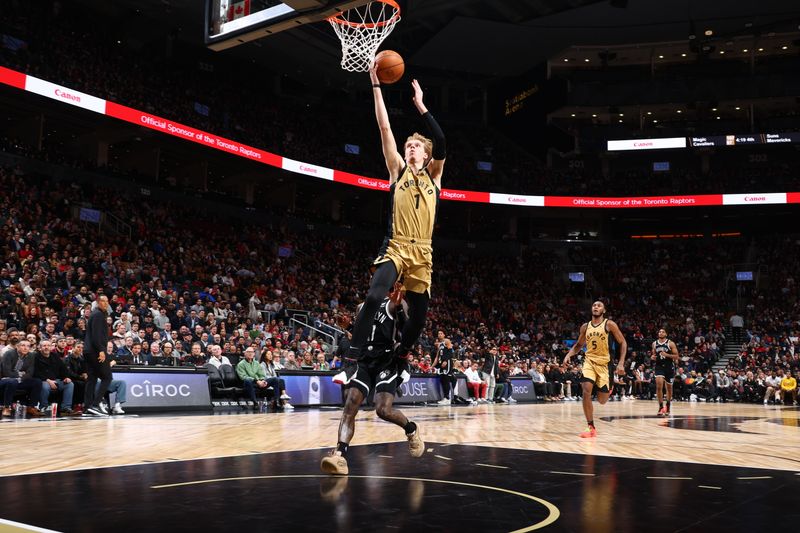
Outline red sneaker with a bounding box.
[658,406,667,416]
[579,426,597,438]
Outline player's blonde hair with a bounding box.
[405,133,432,164]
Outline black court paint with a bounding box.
[0,444,797,532]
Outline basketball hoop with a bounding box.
[328,0,401,73]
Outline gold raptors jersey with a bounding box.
[585,319,610,363]
[389,165,439,240]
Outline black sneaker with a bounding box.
[394,344,413,361]
[85,407,105,416]
[333,357,358,385]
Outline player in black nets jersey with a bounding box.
[322,284,424,475]
[651,328,679,416]
[433,336,456,405]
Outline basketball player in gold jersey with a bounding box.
[326,63,446,469]
[563,301,627,438]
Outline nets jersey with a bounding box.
[388,165,439,240]
[585,319,611,364]
[654,340,673,365]
[438,345,454,373]
[363,298,403,359]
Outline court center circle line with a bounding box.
[151,474,560,531]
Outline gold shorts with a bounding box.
[581,358,610,392]
[373,236,433,295]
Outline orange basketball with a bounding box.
[375,50,404,84]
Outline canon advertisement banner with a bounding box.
[116,370,211,410]
[3,67,799,211]
[607,137,687,151]
[394,376,444,405]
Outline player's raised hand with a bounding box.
[411,79,426,112]
[369,62,380,86]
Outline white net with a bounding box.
[328,0,401,72]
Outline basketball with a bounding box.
[375,50,404,84]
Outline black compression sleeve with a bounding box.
[422,111,446,160]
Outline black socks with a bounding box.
[404,421,417,435]
[336,442,349,456]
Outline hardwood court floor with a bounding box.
[1,400,798,477]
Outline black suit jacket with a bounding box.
[85,308,109,356]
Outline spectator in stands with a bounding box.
[1,339,42,416]
[464,361,488,405]
[111,323,128,350]
[716,369,732,403]
[547,364,566,401]
[283,351,301,370]
[701,370,719,402]
[528,363,548,400]
[315,350,330,371]
[236,347,270,410]
[494,359,513,403]
[160,342,177,365]
[741,371,760,403]
[128,342,149,366]
[418,355,432,374]
[147,342,168,366]
[633,365,651,399]
[259,350,293,410]
[208,345,232,368]
[780,370,797,405]
[730,313,744,344]
[0,353,19,416]
[300,352,315,370]
[182,342,205,367]
[33,339,78,415]
[65,342,88,405]
[116,336,134,360]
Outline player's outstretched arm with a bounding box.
[607,320,628,374]
[411,79,446,187]
[370,64,404,182]
[668,341,680,362]
[563,324,587,365]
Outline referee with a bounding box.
[84,295,112,416]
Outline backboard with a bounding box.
[205,0,372,51]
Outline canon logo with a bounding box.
[744,196,766,202]
[130,380,191,398]
[299,165,318,174]
[54,88,80,102]
[633,142,653,147]
[507,196,527,203]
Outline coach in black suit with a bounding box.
[84,295,112,415]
